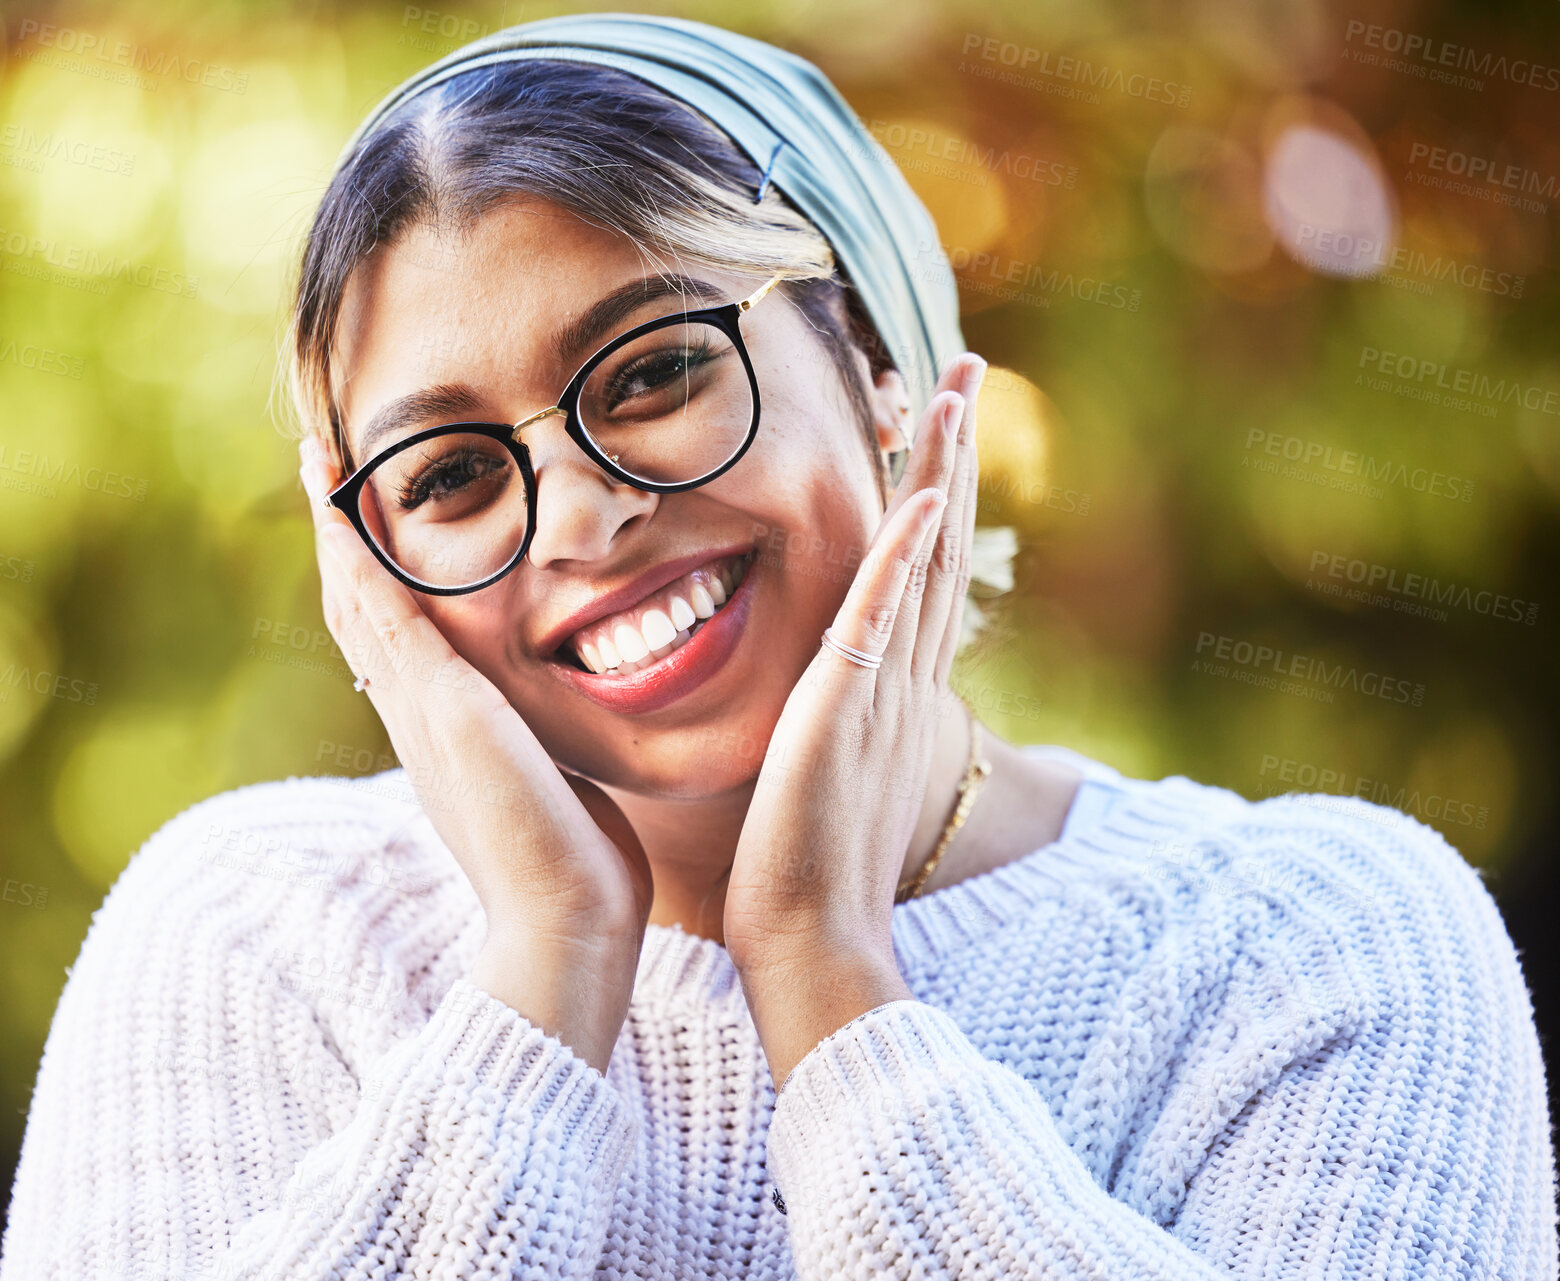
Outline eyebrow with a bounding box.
[347,273,734,465]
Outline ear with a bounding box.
[868,367,912,460]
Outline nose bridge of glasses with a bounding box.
[511,403,628,474]
[511,404,567,439]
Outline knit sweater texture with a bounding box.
[1,745,1555,1279]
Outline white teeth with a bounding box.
[614,622,650,663]
[669,594,697,631]
[641,609,676,651]
[566,551,755,674]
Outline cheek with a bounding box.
[705,394,883,704]
[417,596,513,680]
[749,378,881,570]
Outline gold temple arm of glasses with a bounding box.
[738,273,785,312]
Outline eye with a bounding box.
[600,337,722,413]
[395,447,505,511]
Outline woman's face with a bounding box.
[329,197,899,798]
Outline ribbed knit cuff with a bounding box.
[767,998,974,1218]
[366,977,636,1171]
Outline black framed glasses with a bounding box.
[322,273,784,595]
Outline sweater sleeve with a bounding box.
[765,806,1559,1281]
[0,783,638,1280]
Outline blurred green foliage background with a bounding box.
[2,0,1556,1212]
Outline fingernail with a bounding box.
[300,435,326,463]
[944,394,965,435]
[299,459,323,500]
[965,355,988,392]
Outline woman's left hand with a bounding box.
[723,352,986,1086]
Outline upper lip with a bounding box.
[536,543,754,658]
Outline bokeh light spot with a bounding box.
[1264,123,1396,279]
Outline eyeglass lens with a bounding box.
[354,319,754,589]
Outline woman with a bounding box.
[1,12,1554,1281]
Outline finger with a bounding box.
[823,486,946,681]
[299,437,392,688]
[929,356,987,685]
[297,437,473,723]
[884,386,967,684]
[298,437,382,683]
[874,359,970,540]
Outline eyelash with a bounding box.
[395,447,498,510]
[598,336,720,409]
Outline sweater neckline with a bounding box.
[630,748,1210,1020]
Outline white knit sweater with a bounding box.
[2,746,1555,1280]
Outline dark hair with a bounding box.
[277,58,898,498]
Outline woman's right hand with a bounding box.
[298,434,653,1074]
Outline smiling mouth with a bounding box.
[552,549,756,677]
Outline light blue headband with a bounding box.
[334,11,964,435]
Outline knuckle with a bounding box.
[374,616,410,662]
[888,541,920,576]
[951,558,972,600]
[859,601,898,647]
[344,555,377,595]
[932,538,960,576]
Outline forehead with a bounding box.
[329,199,645,450]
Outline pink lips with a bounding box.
[542,551,758,715]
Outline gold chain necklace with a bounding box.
[894,699,993,903]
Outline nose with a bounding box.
[518,412,659,570]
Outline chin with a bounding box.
[565,669,792,799]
